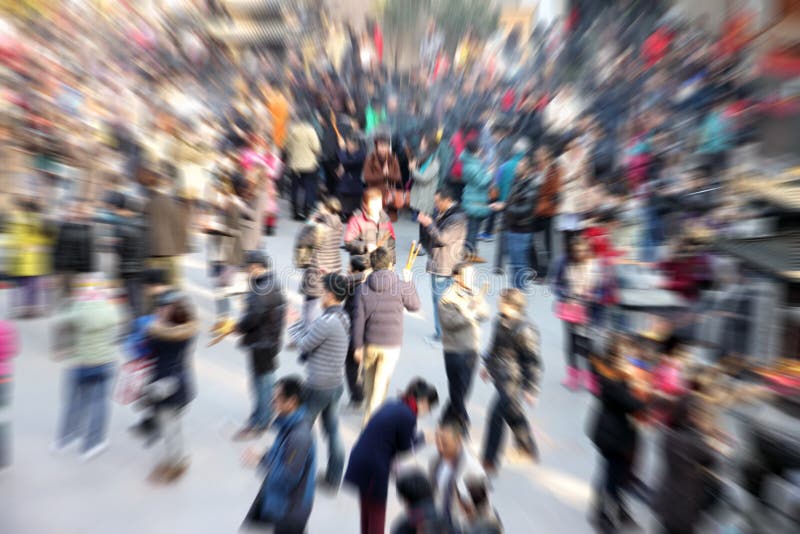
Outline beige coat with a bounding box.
[285,122,321,173]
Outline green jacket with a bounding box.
[55,298,123,367]
[460,152,493,218]
[365,105,387,134]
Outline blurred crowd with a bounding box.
[0,1,799,534]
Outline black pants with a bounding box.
[482,381,537,465]
[123,276,143,318]
[443,351,478,429]
[345,338,364,403]
[536,217,553,278]
[565,325,590,369]
[321,159,339,197]
[601,451,629,510]
[291,170,319,217]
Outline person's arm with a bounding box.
[148,320,199,342]
[401,280,421,312]
[518,324,543,394]
[343,216,367,255]
[423,214,466,249]
[604,379,646,414]
[260,430,314,503]
[412,158,439,185]
[473,295,491,323]
[292,315,328,356]
[352,290,366,350]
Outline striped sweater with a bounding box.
[291,305,350,390]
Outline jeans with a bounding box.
[123,276,144,318]
[466,216,486,255]
[291,169,319,217]
[565,325,590,369]
[443,351,478,429]
[483,382,538,466]
[248,371,274,431]
[362,346,401,426]
[57,363,115,452]
[304,384,345,487]
[483,212,496,235]
[430,275,453,339]
[505,231,534,289]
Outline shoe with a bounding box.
[315,475,340,495]
[162,458,190,483]
[506,445,536,465]
[232,426,257,442]
[481,460,498,477]
[80,441,109,462]
[50,439,78,456]
[561,366,579,391]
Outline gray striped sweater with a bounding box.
[291,305,350,390]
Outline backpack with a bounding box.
[293,223,320,269]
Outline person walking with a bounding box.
[242,376,317,534]
[343,256,370,408]
[553,233,599,392]
[363,132,401,221]
[352,247,421,425]
[145,292,199,483]
[291,273,350,492]
[231,251,286,440]
[532,144,561,278]
[108,193,146,317]
[460,140,493,262]
[429,417,489,533]
[480,289,542,474]
[501,155,539,289]
[344,378,440,534]
[438,262,489,431]
[299,198,344,330]
[336,133,367,219]
[417,186,467,346]
[285,112,322,220]
[344,188,397,267]
[409,132,441,234]
[51,274,124,460]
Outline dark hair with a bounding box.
[396,469,434,506]
[438,413,466,436]
[323,273,348,302]
[463,476,491,510]
[350,255,369,273]
[369,247,393,270]
[404,378,439,408]
[435,185,458,202]
[465,139,481,154]
[275,375,304,403]
[142,268,168,286]
[168,299,193,325]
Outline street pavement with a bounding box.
[0,210,646,534]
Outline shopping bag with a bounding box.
[113,359,154,405]
[554,301,588,325]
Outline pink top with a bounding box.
[0,321,18,376]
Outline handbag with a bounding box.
[383,187,409,210]
[554,300,588,324]
[113,358,154,405]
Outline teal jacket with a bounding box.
[698,111,732,155]
[460,151,492,218]
[496,153,525,202]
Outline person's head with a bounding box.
[363,188,384,219]
[457,476,492,521]
[403,378,439,417]
[374,134,390,157]
[369,246,393,271]
[434,186,457,213]
[435,416,465,461]
[322,273,348,308]
[567,233,591,263]
[498,288,526,318]
[272,376,304,417]
[452,262,476,291]
[465,138,481,155]
[244,250,271,277]
[396,469,435,508]
[350,255,369,274]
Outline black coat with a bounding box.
[115,217,146,278]
[53,222,94,274]
[652,427,719,532]
[237,273,287,375]
[484,314,541,393]
[149,320,199,409]
[344,399,419,502]
[504,174,539,233]
[589,375,645,456]
[336,148,366,196]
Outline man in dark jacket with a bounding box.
[109,193,146,317]
[242,376,317,533]
[391,469,445,534]
[343,256,370,408]
[336,134,367,219]
[480,289,542,473]
[501,155,540,289]
[353,247,421,426]
[417,186,467,345]
[233,251,286,440]
[53,200,95,302]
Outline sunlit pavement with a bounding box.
[0,208,652,534]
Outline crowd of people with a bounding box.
[0,1,797,534]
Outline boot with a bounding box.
[561,366,579,391]
[583,370,600,396]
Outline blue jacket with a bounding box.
[460,152,492,218]
[256,407,316,524]
[495,152,525,202]
[344,399,419,501]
